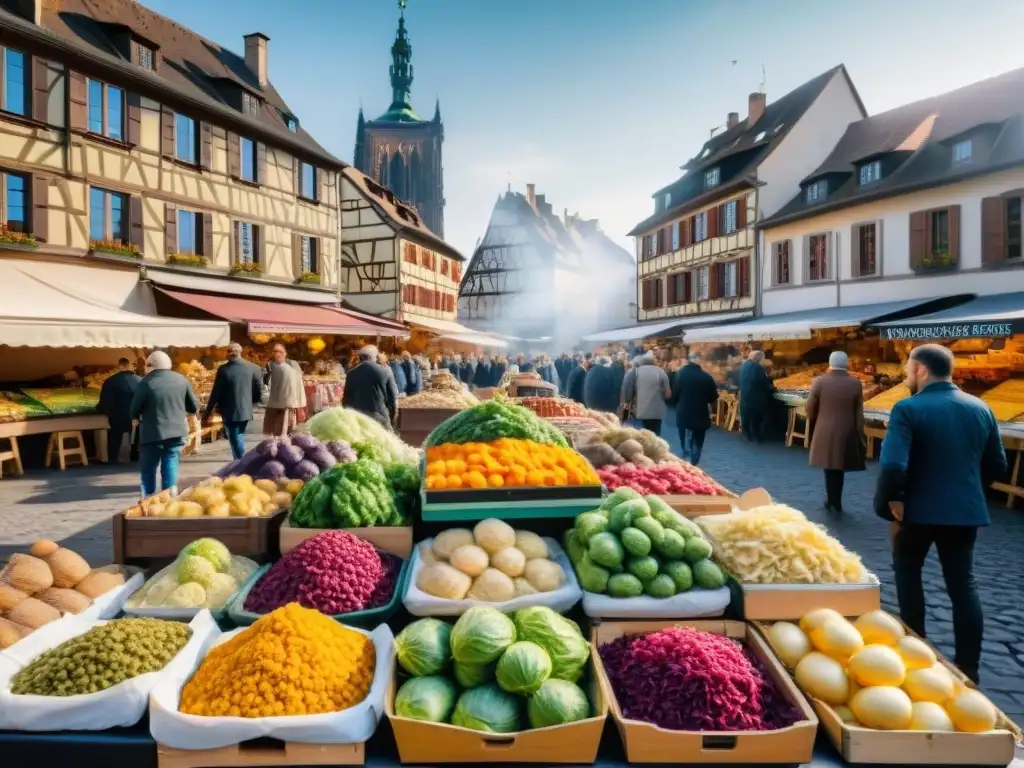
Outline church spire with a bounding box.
[388,0,414,115]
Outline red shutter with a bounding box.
[681,218,691,247]
[654,278,663,307]
[666,274,677,305]
[683,271,693,302]
[736,198,747,229]
[709,263,721,299]
[909,210,928,268]
[707,206,719,239]
[982,197,1007,267]
[69,71,87,130]
[739,256,751,296]
[949,204,961,265]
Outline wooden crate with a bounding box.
[590,619,818,764]
[396,406,462,447]
[385,663,607,763]
[157,739,363,768]
[112,507,286,565]
[736,580,881,621]
[279,519,413,557]
[664,487,771,518]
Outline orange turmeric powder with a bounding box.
[179,602,375,718]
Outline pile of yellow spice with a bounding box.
[179,602,375,718]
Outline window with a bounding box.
[667,272,689,305]
[2,47,26,116]
[693,212,708,242]
[641,277,663,310]
[137,44,154,70]
[237,222,259,263]
[911,207,959,270]
[696,266,710,300]
[1008,198,1022,261]
[858,160,881,186]
[805,180,827,204]
[722,200,738,234]
[240,137,257,182]
[242,92,259,117]
[722,261,738,297]
[296,235,317,273]
[856,222,878,276]
[671,221,680,250]
[87,79,124,140]
[808,234,831,281]
[773,241,790,285]
[283,113,297,132]
[175,113,197,163]
[698,147,710,160]
[642,234,656,259]
[441,259,449,276]
[88,187,127,243]
[663,192,672,209]
[403,242,418,264]
[300,162,317,199]
[953,140,972,163]
[177,210,198,254]
[704,167,720,188]
[931,208,950,254]
[2,172,28,232]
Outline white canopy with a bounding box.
[406,315,507,346]
[582,312,752,344]
[0,258,229,348]
[444,332,509,349]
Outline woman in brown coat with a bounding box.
[806,351,866,513]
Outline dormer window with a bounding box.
[284,114,297,132]
[242,92,260,117]
[953,139,972,163]
[663,192,672,209]
[698,147,710,160]
[806,180,827,204]
[137,44,154,70]
[859,161,882,186]
[704,167,720,188]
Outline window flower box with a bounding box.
[0,226,37,248]
[90,240,142,259]
[228,262,263,277]
[296,270,320,285]
[915,249,957,272]
[167,253,209,268]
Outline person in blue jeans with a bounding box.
[130,350,199,497]
[204,343,263,460]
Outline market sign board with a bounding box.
[881,320,1022,341]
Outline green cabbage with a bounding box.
[395,619,452,677]
[450,607,516,665]
[395,676,457,723]
[495,641,552,695]
[450,683,521,733]
[176,555,216,586]
[180,538,231,573]
[306,407,418,465]
[527,679,591,728]
[512,607,589,682]
[454,660,495,688]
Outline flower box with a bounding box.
[0,227,37,247]
[166,253,208,268]
[90,240,141,259]
[297,270,321,285]
[228,262,263,277]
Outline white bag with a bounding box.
[149,623,394,750]
[403,537,582,617]
[581,585,731,619]
[79,566,147,621]
[0,611,217,731]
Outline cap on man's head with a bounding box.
[828,351,849,370]
[146,350,172,370]
[359,345,379,360]
[227,342,243,357]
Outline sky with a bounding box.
[144,0,1024,260]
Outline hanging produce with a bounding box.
[424,439,599,490]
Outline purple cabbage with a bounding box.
[308,446,337,471]
[216,459,241,479]
[291,459,320,481]
[277,443,305,468]
[256,460,287,481]
[289,433,319,452]
[256,439,279,459]
[326,440,357,464]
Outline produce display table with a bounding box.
[0,413,109,463]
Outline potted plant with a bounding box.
[0,224,37,248]
[90,239,141,259]
[297,270,321,285]
[167,252,209,268]
[228,262,263,277]
[919,249,956,270]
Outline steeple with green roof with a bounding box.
[377,0,422,123]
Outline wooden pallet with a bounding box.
[157,739,364,768]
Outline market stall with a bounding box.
[1,401,1021,768]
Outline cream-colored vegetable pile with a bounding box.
[399,389,478,410]
[697,504,871,584]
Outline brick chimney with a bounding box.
[525,183,536,211]
[726,112,739,129]
[243,33,269,86]
[748,92,766,125]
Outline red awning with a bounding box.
[156,288,407,337]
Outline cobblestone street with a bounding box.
[1,425,1022,724]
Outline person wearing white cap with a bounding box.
[262,342,305,436]
[806,350,866,513]
[204,342,262,460]
[129,350,199,497]
[342,345,399,428]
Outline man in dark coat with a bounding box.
[668,353,718,466]
[875,344,1007,684]
[566,358,589,403]
[204,343,263,460]
[384,354,407,396]
[516,354,534,374]
[473,357,493,388]
[399,351,422,395]
[554,354,571,394]
[806,352,865,512]
[738,350,774,442]
[492,355,507,384]
[99,357,141,463]
[610,354,627,404]
[460,357,475,385]
[343,345,399,427]
[583,357,618,413]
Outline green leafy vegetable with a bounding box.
[527,679,591,728]
[450,606,517,665]
[512,606,589,683]
[450,683,521,733]
[395,618,452,677]
[425,400,568,448]
[306,407,418,465]
[395,676,457,722]
[495,641,552,695]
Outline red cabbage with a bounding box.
[277,443,304,467]
[599,627,798,732]
[256,459,287,481]
[290,433,320,452]
[291,459,320,481]
[307,446,337,471]
[255,438,279,459]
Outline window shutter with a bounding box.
[828,231,837,279]
[232,221,240,263]
[31,56,48,124]
[739,256,751,296]
[291,232,301,276]
[69,71,87,130]
[129,196,144,251]
[31,174,50,243]
[257,142,267,184]
[202,212,214,258]
[688,216,697,243]
[161,107,174,156]
[681,218,691,247]
[850,224,861,277]
[684,271,693,302]
[164,206,177,255]
[126,92,142,145]
[981,197,1007,267]
[318,169,328,203]
[227,133,240,178]
[655,277,663,307]
[292,156,301,195]
[709,263,720,299]
[875,219,884,275]
[909,210,928,268]
[707,206,719,238]
[200,122,213,170]
[948,204,961,265]
[736,198,747,229]
[802,235,811,279]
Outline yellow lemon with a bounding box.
[850,686,914,730]
[810,618,865,662]
[848,645,907,687]
[946,689,998,733]
[854,610,906,646]
[902,664,955,703]
[799,607,845,634]
[895,636,937,671]
[795,651,850,705]
[908,701,955,731]
[767,621,812,669]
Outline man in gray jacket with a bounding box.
[621,351,671,435]
[263,343,306,436]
